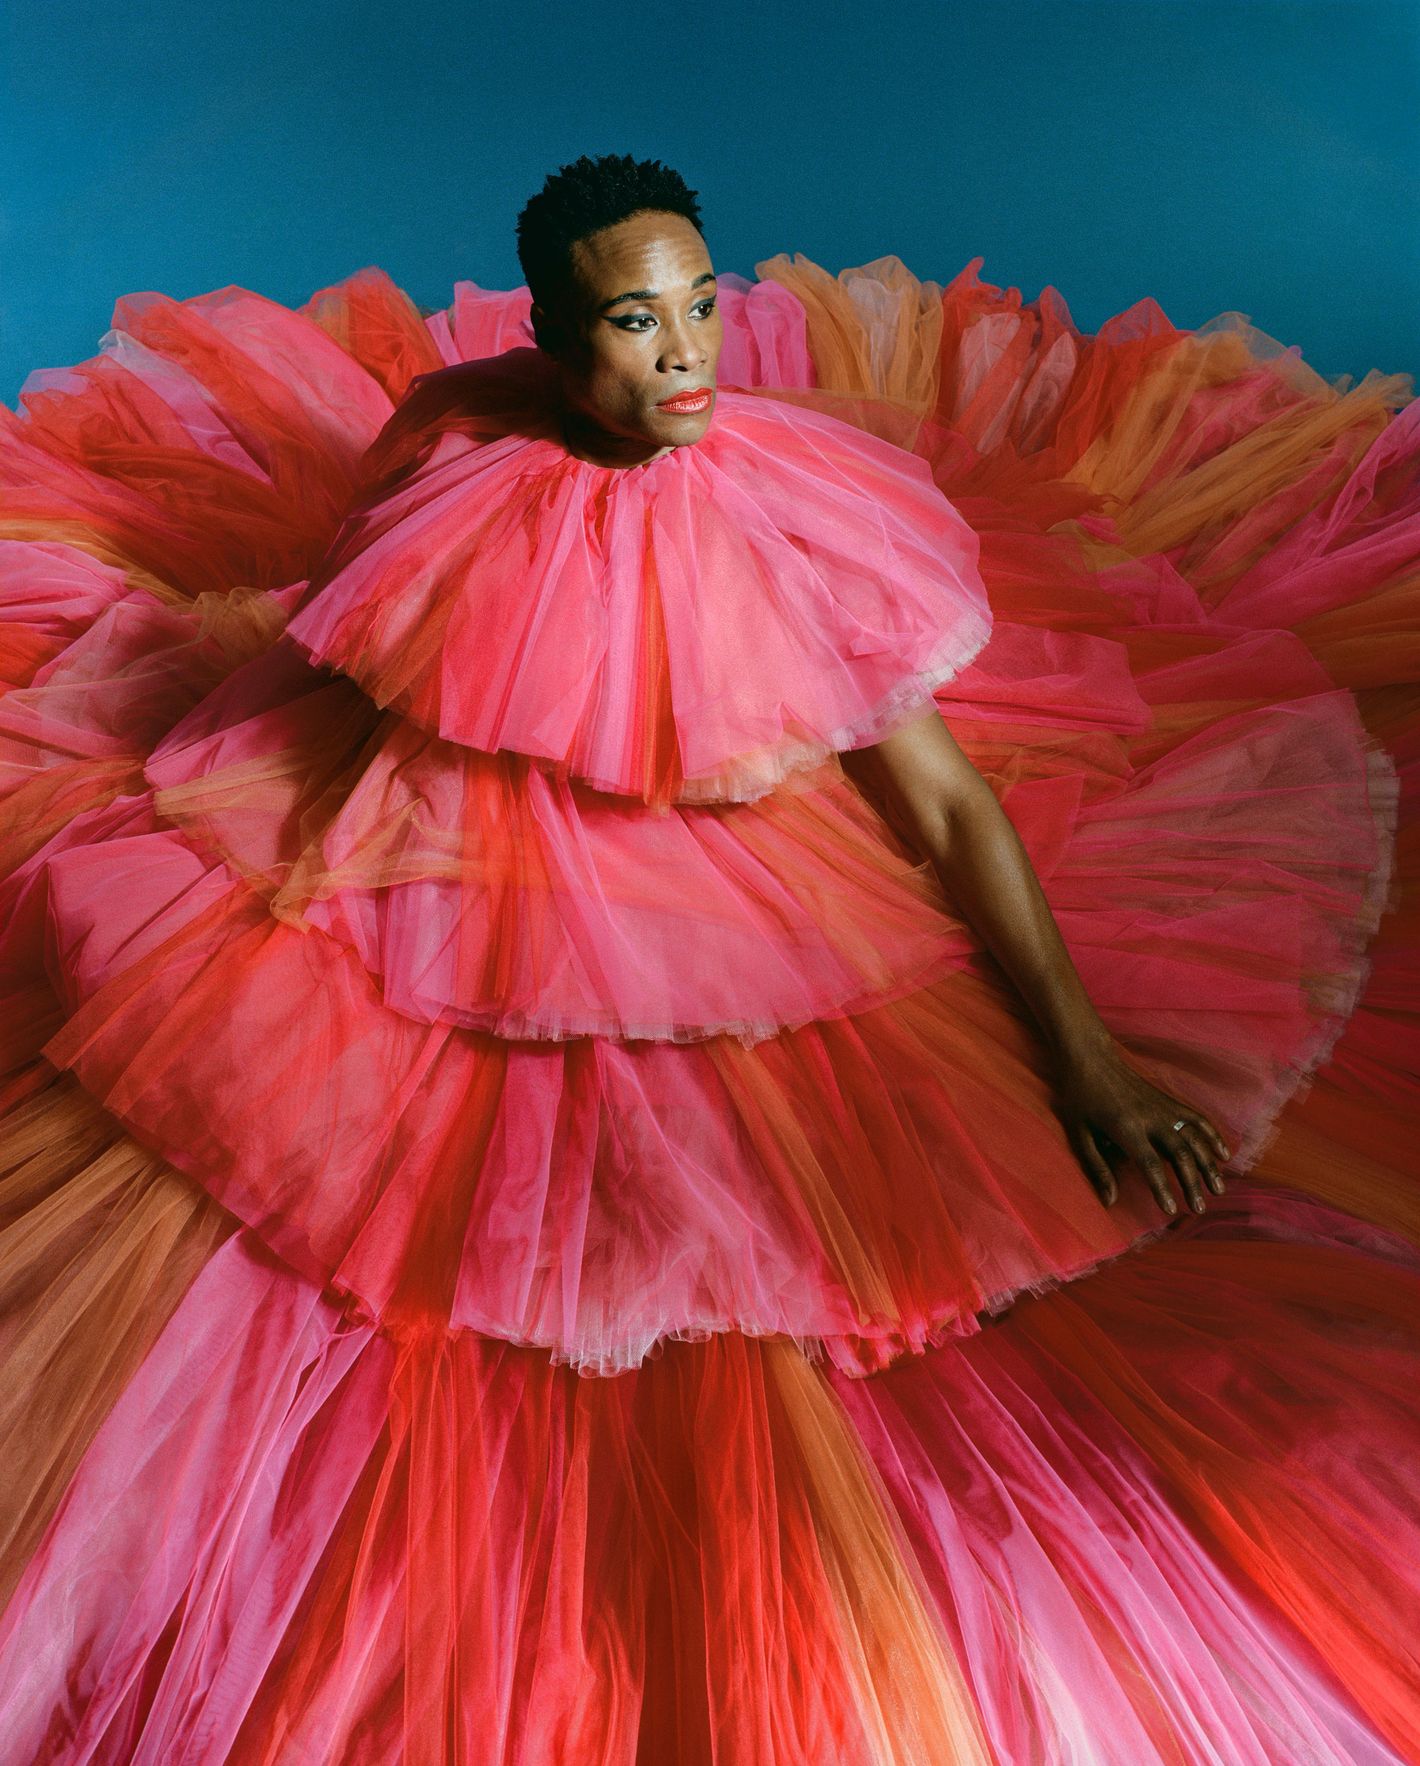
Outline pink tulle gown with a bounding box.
[0,249,1418,1765]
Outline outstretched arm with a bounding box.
[842,708,1230,1218]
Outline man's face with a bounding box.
[533,209,723,466]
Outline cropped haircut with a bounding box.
[515,153,705,317]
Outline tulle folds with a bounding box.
[284,349,994,805]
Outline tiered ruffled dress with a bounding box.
[0,251,1418,1765]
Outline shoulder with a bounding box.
[355,346,562,496]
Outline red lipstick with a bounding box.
[656,388,713,415]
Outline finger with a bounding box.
[1126,1136,1179,1216]
[1068,1123,1117,1206]
[1094,1129,1124,1166]
[1184,1108,1231,1165]
[1159,1093,1232,1168]
[1203,1116,1232,1163]
[1157,1131,1207,1215]
[1169,1119,1219,1194]
[1180,1122,1226,1195]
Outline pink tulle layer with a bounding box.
[142,635,977,1041]
[285,349,994,805]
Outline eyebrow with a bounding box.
[598,271,717,314]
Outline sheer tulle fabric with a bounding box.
[0,1193,1414,1764]
[0,1074,232,1608]
[285,348,994,805]
[140,638,976,1039]
[14,797,1391,1373]
[0,540,135,691]
[0,249,1418,1761]
[0,453,1393,1377]
[830,1185,1420,1763]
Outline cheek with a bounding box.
[586,343,656,411]
[705,315,726,369]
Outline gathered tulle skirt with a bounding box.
[1,1093,1418,1764]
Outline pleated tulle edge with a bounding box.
[64,785,979,1049]
[123,720,1398,1054]
[286,601,996,811]
[238,1180,1395,1387]
[313,1202,1237,1381]
[1219,735,1401,1172]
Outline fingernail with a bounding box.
[1165,1198,1177,1214]
[1193,1198,1206,1213]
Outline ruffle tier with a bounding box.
[283,348,994,805]
[0,670,1389,1374]
[282,353,996,808]
[140,632,975,1042]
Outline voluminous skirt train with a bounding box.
[0,247,1417,1763]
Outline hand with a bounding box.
[1051,1037,1231,1218]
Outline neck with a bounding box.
[558,404,675,471]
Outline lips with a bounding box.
[656,388,714,414]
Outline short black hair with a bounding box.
[515,153,705,317]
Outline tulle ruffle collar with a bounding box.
[285,347,993,804]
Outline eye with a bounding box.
[612,297,717,333]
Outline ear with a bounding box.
[529,300,569,360]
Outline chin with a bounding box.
[651,404,716,443]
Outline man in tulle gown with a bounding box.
[0,150,1417,1764]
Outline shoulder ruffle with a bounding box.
[283,348,992,803]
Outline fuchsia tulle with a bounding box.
[0,252,1417,1763]
[285,348,993,806]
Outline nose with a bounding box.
[658,312,708,374]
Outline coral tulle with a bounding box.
[0,247,1418,1762]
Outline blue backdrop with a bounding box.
[3,0,1416,405]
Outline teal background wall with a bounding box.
[3,0,1416,404]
